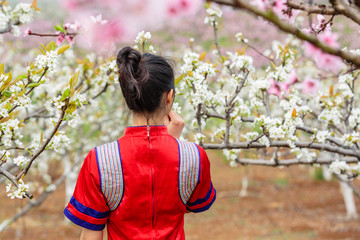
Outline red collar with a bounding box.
[123,125,169,137]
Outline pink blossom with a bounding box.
[285,69,298,85]
[23,27,31,37]
[65,21,81,32]
[91,14,108,25]
[318,30,339,48]
[311,15,329,32]
[303,29,344,73]
[84,19,125,53]
[303,42,322,57]
[61,0,80,10]
[268,78,289,98]
[315,52,345,73]
[273,0,286,16]
[166,0,202,17]
[66,36,74,45]
[272,0,299,23]
[301,77,320,96]
[250,0,269,11]
[56,33,65,46]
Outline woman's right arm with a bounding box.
[165,110,185,139]
[80,228,103,240]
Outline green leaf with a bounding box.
[40,43,49,52]
[70,71,80,97]
[0,63,4,74]
[65,101,77,114]
[3,91,11,97]
[60,88,71,101]
[27,82,41,88]
[16,74,28,80]
[46,41,56,51]
[54,23,66,34]
[39,47,46,55]
[57,44,70,55]
[175,74,184,85]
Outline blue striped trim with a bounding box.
[177,140,201,205]
[64,208,105,231]
[186,188,216,213]
[70,196,109,219]
[187,182,214,207]
[95,140,124,211]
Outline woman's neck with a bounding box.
[132,112,164,126]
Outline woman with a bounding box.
[64,47,216,240]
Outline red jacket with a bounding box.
[64,125,216,239]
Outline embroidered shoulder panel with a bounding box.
[176,140,201,205]
[95,140,124,211]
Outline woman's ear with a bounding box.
[165,89,174,114]
[166,89,174,104]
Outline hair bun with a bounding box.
[116,46,149,101]
[116,46,141,72]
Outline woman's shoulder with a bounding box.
[174,139,208,161]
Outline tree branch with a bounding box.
[332,0,360,26]
[0,156,83,232]
[203,141,360,158]
[207,0,360,66]
[16,99,69,181]
[287,0,338,15]
[234,157,358,166]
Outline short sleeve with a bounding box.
[64,149,110,230]
[186,146,216,213]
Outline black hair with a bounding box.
[116,46,175,113]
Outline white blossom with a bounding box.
[172,102,182,114]
[318,108,341,125]
[223,149,241,162]
[148,45,156,53]
[34,50,59,73]
[338,74,353,83]
[90,14,108,25]
[6,180,29,199]
[193,133,205,144]
[259,135,270,147]
[204,5,222,25]
[291,148,316,162]
[341,132,359,146]
[134,31,151,45]
[243,132,259,141]
[349,108,360,129]
[329,159,349,175]
[12,156,29,168]
[226,52,254,71]
[313,130,331,143]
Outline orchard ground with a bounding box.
[1,151,360,240]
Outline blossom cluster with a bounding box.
[329,160,360,176]
[34,50,59,73]
[0,2,37,36]
[6,180,29,199]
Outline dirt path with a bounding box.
[1,150,359,240]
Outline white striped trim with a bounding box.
[177,140,201,204]
[95,140,124,211]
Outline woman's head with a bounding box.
[116,46,175,117]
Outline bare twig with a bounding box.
[203,141,360,158]
[16,99,69,181]
[0,156,83,232]
[28,32,77,37]
[234,157,358,166]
